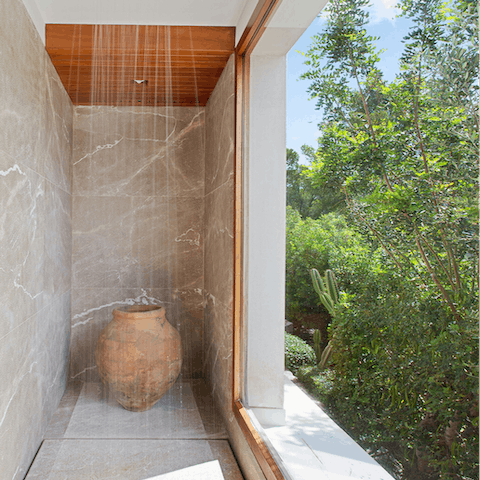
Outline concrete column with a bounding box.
[244,54,286,427]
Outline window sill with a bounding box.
[246,371,396,480]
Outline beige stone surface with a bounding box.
[26,439,243,480]
[204,53,266,480]
[28,379,241,479]
[205,55,235,196]
[0,1,73,479]
[204,53,235,421]
[71,105,205,381]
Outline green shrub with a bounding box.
[296,365,335,400]
[327,270,479,479]
[285,207,379,324]
[284,333,316,374]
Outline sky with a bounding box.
[286,0,413,162]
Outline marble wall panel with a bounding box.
[204,52,266,480]
[204,299,233,405]
[0,292,71,480]
[36,292,71,423]
[0,316,42,480]
[73,106,204,198]
[44,182,72,305]
[154,110,205,198]
[203,54,235,420]
[204,179,235,306]
[72,195,204,290]
[43,62,73,193]
[71,105,205,380]
[0,1,73,478]
[205,55,235,196]
[0,154,45,337]
[0,0,45,175]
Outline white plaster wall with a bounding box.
[243,0,329,427]
[245,54,287,426]
[21,0,46,44]
[22,0,252,44]
[253,0,329,56]
[234,0,258,45]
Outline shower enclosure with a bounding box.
[1,0,304,477]
[1,11,241,478]
[43,24,236,387]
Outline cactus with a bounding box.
[313,329,322,363]
[313,329,333,369]
[310,269,339,369]
[310,268,339,316]
[319,341,333,370]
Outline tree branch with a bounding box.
[415,236,462,322]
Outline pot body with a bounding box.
[95,305,182,411]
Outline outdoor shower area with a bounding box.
[1,3,244,477]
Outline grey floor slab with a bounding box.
[26,439,242,480]
[148,460,225,479]
[63,382,206,439]
[29,380,243,479]
[44,380,228,440]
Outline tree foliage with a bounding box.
[286,206,378,317]
[297,0,479,476]
[301,0,478,321]
[287,147,345,218]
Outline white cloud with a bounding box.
[318,0,400,23]
[370,0,401,22]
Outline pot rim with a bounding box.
[113,304,166,319]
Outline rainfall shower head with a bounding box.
[133,79,148,85]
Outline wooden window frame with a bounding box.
[233,2,285,479]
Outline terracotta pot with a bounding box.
[95,305,182,412]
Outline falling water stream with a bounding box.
[1,0,240,476]
[81,23,206,402]
[68,22,220,452]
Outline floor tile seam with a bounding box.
[47,437,228,441]
[71,193,205,200]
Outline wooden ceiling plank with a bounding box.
[46,24,234,106]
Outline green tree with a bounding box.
[299,0,479,476]
[285,206,379,342]
[286,147,344,218]
[301,0,478,319]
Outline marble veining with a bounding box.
[71,105,205,381]
[0,1,73,479]
[204,54,235,425]
[2,2,243,477]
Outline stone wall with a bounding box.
[204,54,235,417]
[204,54,266,480]
[70,106,205,381]
[0,0,73,478]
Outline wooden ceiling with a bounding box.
[45,25,235,106]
